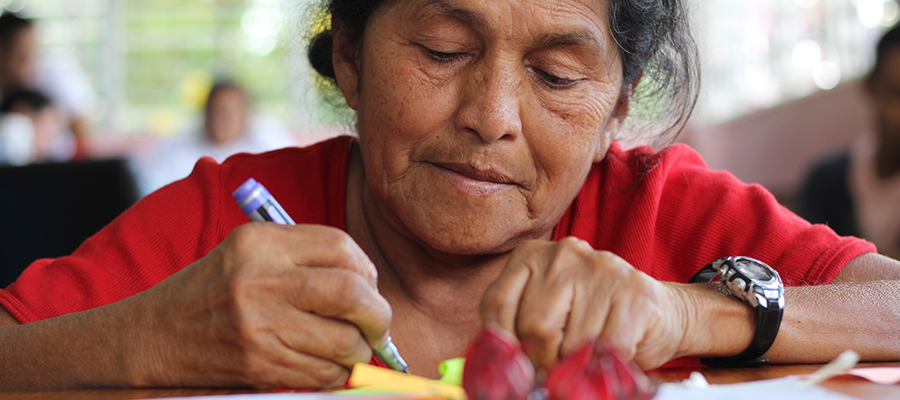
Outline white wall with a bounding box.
[681,79,874,200]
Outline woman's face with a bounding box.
[335,0,626,255]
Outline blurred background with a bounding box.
[0,0,342,148]
[1,0,899,278]
[0,0,893,197]
[685,0,898,206]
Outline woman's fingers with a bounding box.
[598,297,646,360]
[209,265,385,387]
[281,267,392,350]
[483,239,593,369]
[236,223,379,288]
[480,249,533,334]
[274,355,350,390]
[559,276,607,358]
[223,223,390,350]
[482,237,683,370]
[514,241,583,369]
[271,306,373,370]
[236,343,353,389]
[139,222,391,389]
[287,225,379,288]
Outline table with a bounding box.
[649,362,900,400]
[1,363,898,400]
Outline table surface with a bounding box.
[650,362,900,399]
[1,363,898,400]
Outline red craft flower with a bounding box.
[462,325,536,400]
[544,340,657,400]
[462,327,657,400]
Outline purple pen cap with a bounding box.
[233,178,270,215]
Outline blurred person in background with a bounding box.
[131,80,295,196]
[797,24,900,259]
[0,11,96,158]
[0,12,33,98]
[0,88,69,165]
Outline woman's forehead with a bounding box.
[391,0,612,44]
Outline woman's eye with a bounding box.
[422,46,466,64]
[534,68,578,89]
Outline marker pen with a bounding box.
[233,177,410,374]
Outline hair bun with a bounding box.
[308,31,336,80]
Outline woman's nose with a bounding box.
[455,61,523,144]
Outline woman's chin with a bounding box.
[404,215,538,257]
[427,235,515,256]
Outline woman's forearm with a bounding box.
[767,279,900,363]
[0,303,139,392]
[681,253,900,364]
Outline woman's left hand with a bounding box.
[480,237,690,370]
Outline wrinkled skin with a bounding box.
[127,223,392,389]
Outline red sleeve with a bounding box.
[0,137,353,324]
[652,145,875,285]
[558,143,876,286]
[0,157,232,323]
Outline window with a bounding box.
[13,0,335,138]
[693,0,897,123]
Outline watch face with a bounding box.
[733,259,776,282]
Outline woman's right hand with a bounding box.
[123,223,390,389]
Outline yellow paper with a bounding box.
[437,358,465,386]
[348,363,467,400]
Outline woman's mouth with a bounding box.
[432,162,517,195]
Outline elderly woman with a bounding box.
[1,0,899,392]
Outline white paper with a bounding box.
[655,380,857,400]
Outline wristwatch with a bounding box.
[688,256,785,367]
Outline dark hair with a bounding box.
[0,12,33,49]
[0,89,52,113]
[307,0,699,146]
[871,23,900,78]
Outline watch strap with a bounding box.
[688,263,717,284]
[699,296,783,367]
[688,257,784,367]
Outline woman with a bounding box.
[1,0,899,391]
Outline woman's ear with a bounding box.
[331,17,360,110]
[595,92,631,163]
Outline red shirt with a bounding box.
[0,136,874,359]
